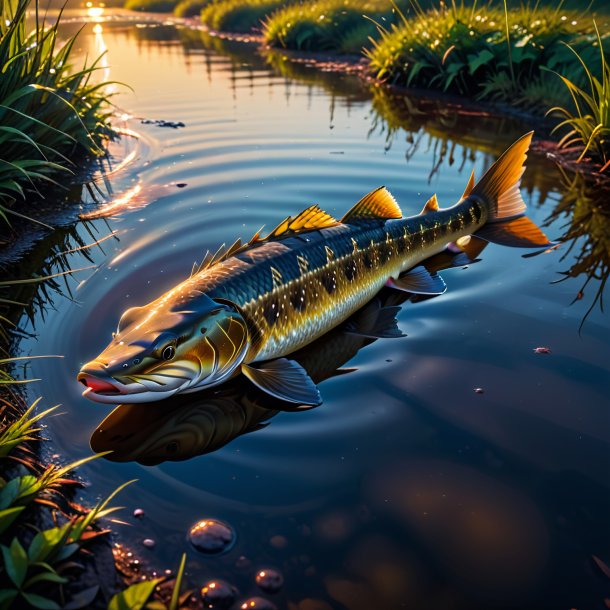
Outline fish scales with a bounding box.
[190,201,484,361]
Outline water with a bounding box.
[11,14,610,610]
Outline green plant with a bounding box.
[547,23,609,171]
[108,553,188,610]
[0,0,116,224]
[124,0,178,12]
[263,0,397,54]
[173,0,210,17]
[201,0,293,33]
[366,0,602,112]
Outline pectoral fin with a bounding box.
[242,359,322,406]
[387,267,446,295]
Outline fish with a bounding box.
[78,131,551,406]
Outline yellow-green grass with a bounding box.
[124,0,178,11]
[0,0,115,225]
[263,0,401,54]
[367,1,607,112]
[201,0,296,33]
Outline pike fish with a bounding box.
[78,132,552,406]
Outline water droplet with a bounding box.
[143,539,155,548]
[239,597,277,610]
[188,519,236,555]
[133,508,145,518]
[255,568,284,593]
[474,388,484,394]
[201,580,238,608]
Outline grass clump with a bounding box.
[547,23,609,171]
[174,0,210,17]
[367,1,605,112]
[263,0,400,54]
[0,0,115,225]
[124,0,178,11]
[201,0,292,33]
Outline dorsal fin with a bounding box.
[341,187,402,223]
[462,170,475,199]
[421,194,439,215]
[268,204,338,239]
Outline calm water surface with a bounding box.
[13,15,610,610]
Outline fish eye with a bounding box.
[162,345,175,361]
[133,358,141,365]
[122,363,128,369]
[200,327,207,334]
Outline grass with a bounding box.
[174,0,211,17]
[124,0,178,12]
[0,0,116,226]
[547,23,609,171]
[200,0,295,33]
[366,1,606,112]
[263,0,401,54]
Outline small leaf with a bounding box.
[108,580,162,610]
[0,589,18,605]
[0,506,25,535]
[2,538,28,587]
[21,592,60,610]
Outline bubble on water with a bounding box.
[188,519,236,555]
[239,597,277,610]
[201,580,238,608]
[255,568,284,593]
[133,508,144,518]
[142,538,155,548]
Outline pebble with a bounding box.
[201,580,237,609]
[239,597,277,610]
[188,519,236,555]
[255,568,284,594]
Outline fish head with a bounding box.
[78,294,250,404]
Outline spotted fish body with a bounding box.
[188,194,484,362]
[79,132,552,406]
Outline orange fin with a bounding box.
[268,204,338,238]
[420,194,439,215]
[461,170,476,199]
[476,216,554,248]
[342,187,402,223]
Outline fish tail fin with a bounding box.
[470,131,554,248]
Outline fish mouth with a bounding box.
[78,373,124,397]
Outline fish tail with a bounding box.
[469,131,554,248]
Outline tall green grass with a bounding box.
[263,0,402,54]
[200,0,293,33]
[547,23,609,171]
[0,0,115,224]
[367,1,604,111]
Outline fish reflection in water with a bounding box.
[90,242,486,465]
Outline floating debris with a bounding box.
[188,519,236,555]
[533,346,551,354]
[142,538,155,548]
[239,597,277,610]
[133,508,145,518]
[176,183,188,188]
[201,580,238,609]
[474,387,484,394]
[255,568,284,594]
[141,119,185,129]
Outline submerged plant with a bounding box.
[0,0,116,224]
[547,23,609,171]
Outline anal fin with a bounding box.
[386,266,446,295]
[344,302,406,339]
[476,216,554,248]
[242,359,321,406]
